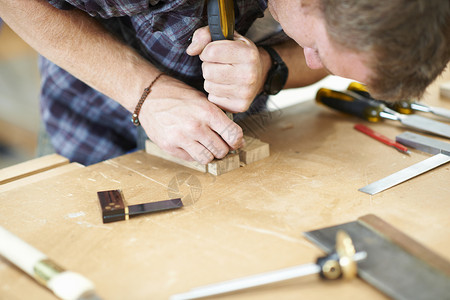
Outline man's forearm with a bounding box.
[0,0,160,112]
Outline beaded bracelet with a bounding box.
[131,73,164,126]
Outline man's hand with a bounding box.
[139,75,244,164]
[187,26,271,113]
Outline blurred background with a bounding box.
[0,21,41,168]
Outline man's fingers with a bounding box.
[207,94,251,113]
[182,142,214,165]
[207,110,244,150]
[186,26,212,56]
[205,80,255,102]
[165,147,195,162]
[197,130,230,159]
[202,62,259,86]
[200,39,257,64]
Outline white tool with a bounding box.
[0,226,101,300]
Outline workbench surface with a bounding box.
[1,70,449,300]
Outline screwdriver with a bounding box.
[170,231,367,300]
[315,88,450,139]
[347,82,450,119]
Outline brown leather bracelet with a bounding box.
[131,73,164,127]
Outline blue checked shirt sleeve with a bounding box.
[47,0,155,18]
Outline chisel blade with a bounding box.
[429,106,450,120]
[396,131,450,156]
[399,115,450,139]
[359,153,450,195]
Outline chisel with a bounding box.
[347,82,450,119]
[207,0,234,41]
[207,0,234,121]
[316,88,450,139]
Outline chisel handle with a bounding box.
[316,88,384,122]
[207,0,235,41]
[207,0,235,121]
[347,82,414,115]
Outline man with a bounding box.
[0,0,448,165]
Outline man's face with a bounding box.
[268,0,372,84]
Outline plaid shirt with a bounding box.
[42,0,267,165]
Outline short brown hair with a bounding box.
[320,0,450,101]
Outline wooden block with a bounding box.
[145,140,207,172]
[207,153,240,176]
[239,136,270,165]
[0,154,69,185]
[0,162,84,193]
[440,81,450,99]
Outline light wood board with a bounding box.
[0,153,69,185]
[0,69,449,300]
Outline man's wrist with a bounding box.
[260,45,289,95]
[258,46,272,94]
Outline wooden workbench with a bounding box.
[1,70,449,300]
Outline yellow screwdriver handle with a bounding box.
[316,88,384,122]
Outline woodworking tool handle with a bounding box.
[354,124,410,154]
[316,88,385,122]
[0,226,100,300]
[207,0,235,121]
[349,81,450,119]
[207,0,235,41]
[347,82,414,115]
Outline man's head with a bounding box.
[269,0,450,101]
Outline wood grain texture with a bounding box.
[0,154,69,185]
[0,162,83,193]
[0,69,448,300]
[239,136,270,165]
[207,153,240,175]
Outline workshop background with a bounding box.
[0,21,352,169]
[0,22,40,168]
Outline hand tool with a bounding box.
[316,88,450,139]
[97,189,183,223]
[207,0,234,121]
[348,81,450,119]
[0,225,101,300]
[354,123,410,154]
[170,231,367,300]
[207,0,234,41]
[359,131,450,195]
[305,214,450,300]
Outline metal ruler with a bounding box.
[359,132,450,195]
[304,214,450,300]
